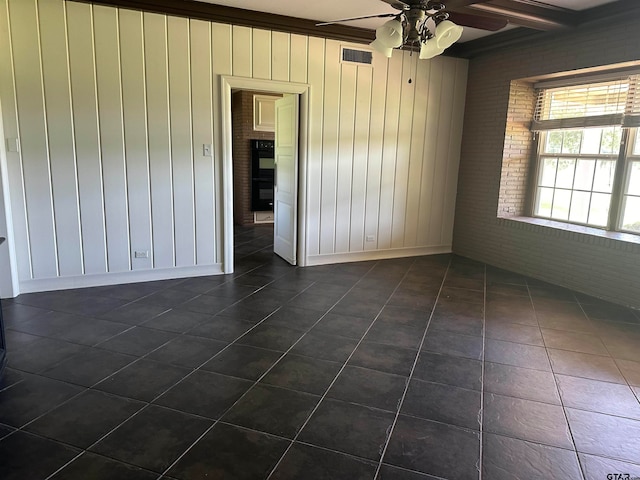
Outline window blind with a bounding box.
[531,77,640,131]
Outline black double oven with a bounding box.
[250,139,275,212]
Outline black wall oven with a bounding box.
[251,139,275,211]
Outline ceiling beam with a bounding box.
[462,0,575,30]
[70,0,376,44]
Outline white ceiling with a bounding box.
[194,0,621,42]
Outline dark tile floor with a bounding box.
[1,224,640,479]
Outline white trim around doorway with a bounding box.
[219,76,310,273]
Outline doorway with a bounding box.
[220,76,309,274]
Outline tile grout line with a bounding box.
[527,286,587,480]
[370,257,453,480]
[263,260,426,480]
[158,260,389,478]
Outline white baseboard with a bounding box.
[17,263,224,295]
[306,245,452,266]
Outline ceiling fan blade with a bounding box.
[316,13,397,26]
[378,0,411,11]
[446,11,508,31]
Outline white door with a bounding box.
[273,94,299,265]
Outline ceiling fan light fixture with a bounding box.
[419,39,444,59]
[375,19,404,48]
[434,20,463,50]
[370,38,394,57]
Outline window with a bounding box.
[531,76,640,234]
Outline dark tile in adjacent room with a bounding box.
[439,286,484,304]
[290,330,359,363]
[582,303,639,323]
[484,338,551,371]
[52,317,131,346]
[287,292,339,313]
[141,308,215,334]
[186,315,255,342]
[7,336,88,374]
[145,335,227,368]
[96,327,176,357]
[0,375,83,428]
[25,389,143,448]
[260,354,342,395]
[483,393,573,449]
[90,405,212,473]
[271,442,377,480]
[263,306,324,331]
[483,362,560,404]
[0,430,80,480]
[555,374,640,419]
[377,464,441,479]
[99,302,168,326]
[11,310,84,338]
[567,408,640,464]
[94,359,189,402]
[41,348,136,387]
[180,294,238,316]
[482,433,582,480]
[364,319,425,350]
[401,379,481,431]
[485,300,537,326]
[547,349,625,383]
[535,309,595,333]
[136,288,199,308]
[327,365,407,412]
[311,312,373,339]
[330,295,384,319]
[540,328,609,355]
[422,330,483,361]
[223,384,319,439]
[50,452,158,480]
[298,398,395,461]
[349,341,417,377]
[168,422,289,480]
[485,321,544,346]
[201,344,282,381]
[578,452,640,480]
[236,323,304,352]
[377,305,430,329]
[412,351,482,391]
[384,414,480,480]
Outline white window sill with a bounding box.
[497,216,640,248]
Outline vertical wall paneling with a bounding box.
[441,59,467,245]
[319,40,341,254]
[363,52,387,252]
[404,57,430,247]
[9,0,59,278]
[251,28,271,80]
[0,1,470,291]
[119,8,153,270]
[391,54,417,249]
[190,19,216,265]
[66,2,109,275]
[271,31,290,82]
[167,15,196,267]
[0,0,32,282]
[143,12,174,268]
[93,5,130,272]
[417,58,444,246]
[305,36,325,256]
[38,0,83,276]
[349,65,373,252]
[289,34,308,84]
[377,52,403,250]
[232,25,252,78]
[211,22,232,265]
[334,62,357,253]
[427,57,455,246]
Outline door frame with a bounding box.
[220,75,310,273]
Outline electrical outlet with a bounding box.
[366,235,375,242]
[6,138,19,153]
[134,250,149,259]
[203,144,213,157]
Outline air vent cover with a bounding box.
[341,48,373,65]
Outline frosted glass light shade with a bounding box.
[375,20,404,48]
[370,38,394,57]
[435,20,463,49]
[419,39,444,59]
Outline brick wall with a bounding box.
[231,91,279,225]
[454,12,640,308]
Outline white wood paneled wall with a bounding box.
[0,0,467,292]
